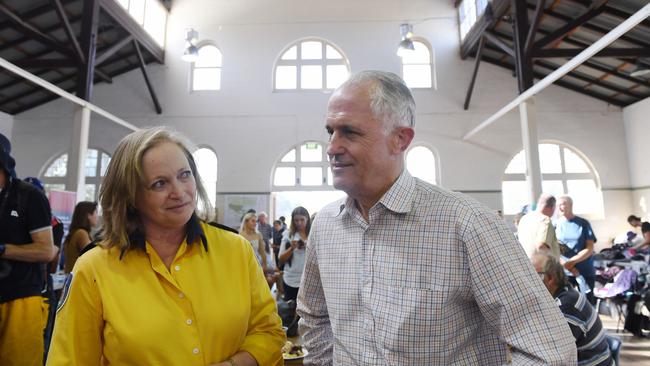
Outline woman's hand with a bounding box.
[290,240,298,250]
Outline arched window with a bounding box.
[401,39,435,89]
[274,38,350,91]
[406,145,438,184]
[41,148,111,201]
[502,142,604,217]
[192,147,218,206]
[272,141,345,219]
[191,44,222,91]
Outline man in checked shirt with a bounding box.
[296,70,576,365]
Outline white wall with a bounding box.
[623,96,650,223]
[11,0,633,241]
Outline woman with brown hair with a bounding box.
[47,127,284,366]
[62,201,98,273]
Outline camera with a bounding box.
[297,240,305,249]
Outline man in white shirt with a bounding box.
[517,193,560,258]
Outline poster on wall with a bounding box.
[49,190,77,233]
[223,194,269,230]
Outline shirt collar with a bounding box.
[122,213,208,259]
[336,169,416,217]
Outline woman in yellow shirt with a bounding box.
[62,201,98,273]
[47,127,285,366]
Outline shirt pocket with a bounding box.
[371,284,450,363]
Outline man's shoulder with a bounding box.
[412,181,494,218]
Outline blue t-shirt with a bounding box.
[556,216,597,277]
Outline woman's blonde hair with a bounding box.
[99,126,214,252]
[239,212,257,234]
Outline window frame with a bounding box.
[405,143,440,185]
[192,145,218,206]
[190,42,223,93]
[400,37,436,90]
[272,37,351,93]
[501,141,604,218]
[40,147,112,202]
[272,141,337,191]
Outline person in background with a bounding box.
[239,212,267,270]
[24,177,64,273]
[279,206,310,302]
[271,219,285,268]
[517,193,560,259]
[47,127,284,366]
[628,214,642,230]
[531,253,612,366]
[63,201,99,273]
[556,195,597,304]
[297,70,575,364]
[0,133,56,366]
[633,221,650,252]
[257,212,272,252]
[279,215,287,231]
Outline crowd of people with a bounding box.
[0,70,634,365]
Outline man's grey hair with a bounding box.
[340,70,416,131]
[558,195,573,206]
[533,252,566,286]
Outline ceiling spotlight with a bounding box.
[181,28,199,63]
[397,23,415,57]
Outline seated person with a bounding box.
[531,253,612,366]
[633,222,650,252]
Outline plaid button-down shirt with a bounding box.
[297,171,576,365]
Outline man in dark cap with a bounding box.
[0,133,57,366]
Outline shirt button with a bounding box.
[178,292,185,298]
[175,265,181,271]
[186,319,193,325]
[192,348,200,355]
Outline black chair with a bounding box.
[605,335,621,366]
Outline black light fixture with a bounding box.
[397,23,415,57]
[181,28,199,63]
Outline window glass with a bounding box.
[301,65,323,89]
[192,148,218,206]
[301,41,322,59]
[128,0,146,25]
[193,68,221,91]
[281,46,297,60]
[281,149,296,162]
[326,45,342,59]
[401,41,433,89]
[42,148,111,201]
[326,65,349,89]
[300,143,322,162]
[539,144,562,174]
[300,167,323,186]
[502,143,602,216]
[275,66,297,89]
[274,167,296,186]
[564,148,589,173]
[144,0,167,47]
[195,45,222,67]
[274,39,349,91]
[406,146,436,184]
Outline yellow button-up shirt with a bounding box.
[47,222,285,365]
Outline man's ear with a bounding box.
[392,127,415,153]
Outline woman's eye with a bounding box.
[180,170,192,179]
[151,180,165,189]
